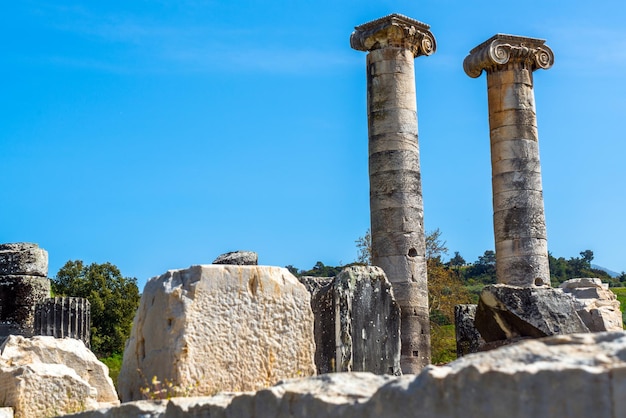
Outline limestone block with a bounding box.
[0,335,118,404]
[454,304,484,357]
[118,265,316,402]
[301,266,401,375]
[0,363,99,418]
[560,278,623,331]
[0,243,48,277]
[475,284,589,342]
[212,251,258,266]
[68,332,626,418]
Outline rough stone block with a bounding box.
[475,284,589,342]
[118,265,316,402]
[0,335,118,417]
[0,243,48,277]
[454,304,484,357]
[301,266,401,376]
[0,335,118,404]
[212,251,258,265]
[66,332,626,418]
[560,278,623,331]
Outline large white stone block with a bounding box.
[118,265,316,402]
[0,335,118,404]
[0,335,118,417]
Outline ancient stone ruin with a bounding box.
[300,266,401,375]
[350,13,436,374]
[118,264,317,402]
[0,243,51,339]
[2,13,624,418]
[0,243,90,346]
[455,34,623,353]
[464,34,554,287]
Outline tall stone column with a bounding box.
[351,14,436,373]
[464,34,554,287]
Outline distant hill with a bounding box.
[592,264,621,278]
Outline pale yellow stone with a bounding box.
[118,265,316,402]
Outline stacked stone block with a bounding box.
[0,243,51,340]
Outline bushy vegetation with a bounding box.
[52,260,140,358]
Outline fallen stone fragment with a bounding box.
[560,278,623,331]
[0,336,118,418]
[474,284,589,342]
[212,251,258,265]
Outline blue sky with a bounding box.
[2,1,625,289]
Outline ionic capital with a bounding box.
[463,34,554,78]
[350,13,436,58]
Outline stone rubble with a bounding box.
[70,332,626,418]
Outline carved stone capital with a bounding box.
[350,13,436,58]
[463,34,554,78]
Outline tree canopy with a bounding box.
[52,260,140,357]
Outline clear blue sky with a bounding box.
[2,1,625,289]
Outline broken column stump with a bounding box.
[301,266,401,375]
[34,297,91,348]
[0,243,51,340]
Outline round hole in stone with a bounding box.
[408,248,418,257]
[534,277,544,286]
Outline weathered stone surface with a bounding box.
[351,13,435,373]
[301,266,401,375]
[70,332,626,418]
[0,243,48,277]
[0,336,118,417]
[212,251,258,265]
[0,275,51,339]
[0,335,118,404]
[118,265,316,402]
[475,284,589,342]
[0,407,12,418]
[560,278,623,331]
[454,304,484,356]
[464,35,553,287]
[0,363,99,418]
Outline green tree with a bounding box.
[355,228,372,265]
[52,260,140,357]
[425,228,448,261]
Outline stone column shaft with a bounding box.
[464,34,554,287]
[351,14,436,373]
